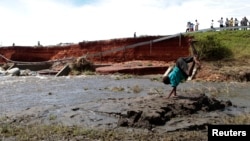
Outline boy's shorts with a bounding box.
[176,56,194,78]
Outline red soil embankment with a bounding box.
[0,35,191,74]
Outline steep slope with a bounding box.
[0,35,190,64]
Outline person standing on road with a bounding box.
[234,18,239,30]
[195,20,199,31]
[229,17,234,30]
[211,20,214,29]
[186,22,190,32]
[190,22,194,32]
[218,17,224,28]
[225,18,229,28]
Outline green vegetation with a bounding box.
[69,57,96,75]
[1,114,250,141]
[49,114,57,120]
[111,86,125,92]
[0,124,206,141]
[223,114,250,124]
[114,74,134,80]
[189,30,250,60]
[131,85,143,93]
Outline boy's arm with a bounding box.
[167,87,176,99]
[193,56,201,68]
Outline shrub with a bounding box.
[69,57,95,74]
[194,35,233,61]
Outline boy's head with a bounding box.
[163,76,170,85]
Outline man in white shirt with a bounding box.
[218,17,224,28]
[211,20,214,29]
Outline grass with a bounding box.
[70,70,96,75]
[0,123,206,141]
[132,85,143,93]
[222,114,250,124]
[114,74,134,80]
[49,114,57,120]
[189,30,250,60]
[111,86,125,92]
[1,113,249,141]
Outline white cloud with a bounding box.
[0,0,249,46]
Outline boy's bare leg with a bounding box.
[183,61,195,77]
[188,61,195,76]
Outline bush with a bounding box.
[194,35,233,61]
[69,57,95,74]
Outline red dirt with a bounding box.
[0,35,235,82]
[0,36,190,63]
[0,35,190,73]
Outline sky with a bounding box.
[0,0,249,46]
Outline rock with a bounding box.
[69,57,95,73]
[117,118,128,127]
[116,93,232,129]
[6,67,20,76]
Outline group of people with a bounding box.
[218,16,249,30]
[186,20,199,32]
[186,16,249,32]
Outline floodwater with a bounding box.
[0,74,250,127]
[0,75,161,114]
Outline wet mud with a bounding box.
[116,93,232,129]
[1,75,250,134]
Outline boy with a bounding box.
[163,39,201,98]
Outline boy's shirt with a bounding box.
[168,66,185,87]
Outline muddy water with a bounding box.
[0,75,160,114]
[180,81,250,117]
[0,75,250,127]
[180,81,250,106]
